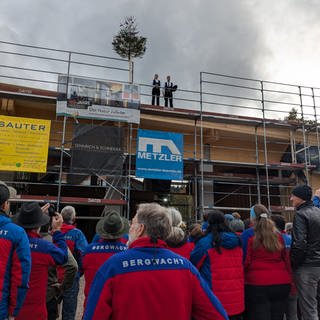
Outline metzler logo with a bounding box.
[137,137,182,162]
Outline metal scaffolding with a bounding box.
[1,41,320,223]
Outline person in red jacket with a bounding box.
[13,202,68,320]
[82,210,129,307]
[166,207,194,259]
[83,203,228,320]
[191,209,244,320]
[244,205,292,320]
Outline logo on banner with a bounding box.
[138,137,182,162]
[136,130,183,180]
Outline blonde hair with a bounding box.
[166,207,186,245]
[253,204,282,252]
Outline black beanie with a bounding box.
[292,185,312,201]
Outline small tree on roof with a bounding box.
[112,16,147,83]
[285,107,299,121]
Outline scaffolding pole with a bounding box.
[194,118,198,221]
[57,52,72,211]
[311,88,320,169]
[299,86,309,184]
[254,126,261,203]
[261,81,271,210]
[199,72,204,218]
[127,123,133,220]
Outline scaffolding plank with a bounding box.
[11,195,126,205]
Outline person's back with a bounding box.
[244,206,291,320]
[168,240,194,259]
[41,230,78,320]
[60,222,88,261]
[84,237,227,320]
[191,210,244,318]
[290,185,320,320]
[83,203,228,320]
[83,211,129,306]
[0,213,31,318]
[18,232,68,319]
[0,184,31,319]
[60,205,88,320]
[13,202,68,320]
[245,234,291,285]
[292,201,320,266]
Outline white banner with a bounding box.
[56,75,140,124]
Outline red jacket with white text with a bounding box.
[82,239,127,306]
[83,237,228,320]
[16,230,68,320]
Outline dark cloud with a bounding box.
[0,0,319,114]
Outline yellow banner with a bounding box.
[0,115,51,173]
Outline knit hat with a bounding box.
[224,214,235,223]
[0,181,17,199]
[291,185,312,201]
[229,219,245,233]
[96,210,129,240]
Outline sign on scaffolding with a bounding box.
[0,115,51,173]
[136,129,184,180]
[56,75,140,124]
[69,124,124,176]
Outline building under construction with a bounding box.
[1,42,320,238]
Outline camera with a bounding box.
[48,204,56,217]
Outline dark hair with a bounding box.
[0,184,10,207]
[271,214,286,232]
[207,209,232,254]
[243,218,251,229]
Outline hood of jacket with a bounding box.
[220,232,241,249]
[0,210,11,228]
[61,223,76,234]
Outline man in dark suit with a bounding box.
[164,75,175,108]
[151,74,161,106]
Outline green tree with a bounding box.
[112,16,147,83]
[285,107,299,121]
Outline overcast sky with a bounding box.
[1,0,320,115]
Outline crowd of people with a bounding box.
[1,182,320,319]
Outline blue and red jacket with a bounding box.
[83,237,228,320]
[0,211,31,319]
[241,227,254,262]
[82,239,127,306]
[191,232,244,316]
[313,195,320,208]
[16,230,68,320]
[60,223,88,275]
[91,233,128,245]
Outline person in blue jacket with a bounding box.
[0,184,31,320]
[191,209,244,319]
[313,188,320,208]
